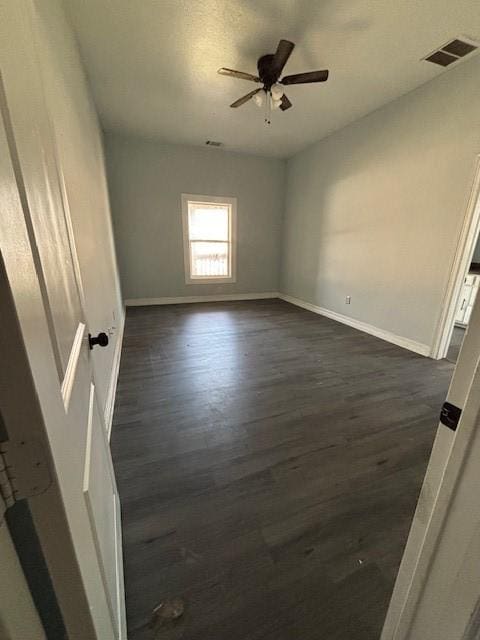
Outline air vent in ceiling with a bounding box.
[205,140,223,147]
[424,36,479,67]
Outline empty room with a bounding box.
[2,1,480,639]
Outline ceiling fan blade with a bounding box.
[218,67,260,83]
[279,94,292,111]
[230,88,262,108]
[282,70,329,85]
[272,39,295,74]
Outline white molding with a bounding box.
[279,293,431,357]
[104,308,125,440]
[125,292,432,357]
[431,155,480,360]
[61,322,86,410]
[125,292,279,306]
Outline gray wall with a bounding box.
[105,133,285,299]
[281,55,480,349]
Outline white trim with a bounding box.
[279,293,431,357]
[83,383,121,636]
[61,322,86,410]
[181,193,237,284]
[125,292,279,306]
[431,155,480,359]
[125,292,431,357]
[104,308,125,440]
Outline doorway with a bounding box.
[432,155,480,361]
[446,252,480,363]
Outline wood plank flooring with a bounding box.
[446,325,466,364]
[111,299,454,640]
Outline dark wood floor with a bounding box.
[446,325,466,364]
[111,299,453,640]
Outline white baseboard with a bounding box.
[125,292,279,306]
[124,291,431,358]
[279,293,431,357]
[104,308,125,440]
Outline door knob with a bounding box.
[88,332,109,350]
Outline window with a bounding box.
[181,194,236,284]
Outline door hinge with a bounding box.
[440,401,462,432]
[0,437,51,522]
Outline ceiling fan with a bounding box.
[218,39,329,122]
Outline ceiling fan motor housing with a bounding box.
[257,54,279,89]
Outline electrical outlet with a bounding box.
[345,296,351,304]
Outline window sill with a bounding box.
[185,277,237,285]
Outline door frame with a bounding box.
[431,154,480,359]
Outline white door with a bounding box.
[382,267,480,638]
[0,2,125,638]
[455,279,469,323]
[455,274,478,325]
[463,274,479,325]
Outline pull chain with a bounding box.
[264,90,271,125]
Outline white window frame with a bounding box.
[181,194,237,284]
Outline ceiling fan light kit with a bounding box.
[271,96,282,110]
[253,91,265,107]
[218,39,329,124]
[271,83,284,100]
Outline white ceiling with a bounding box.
[65,0,480,158]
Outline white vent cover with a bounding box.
[424,36,479,67]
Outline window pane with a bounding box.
[188,204,229,241]
[190,241,229,277]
